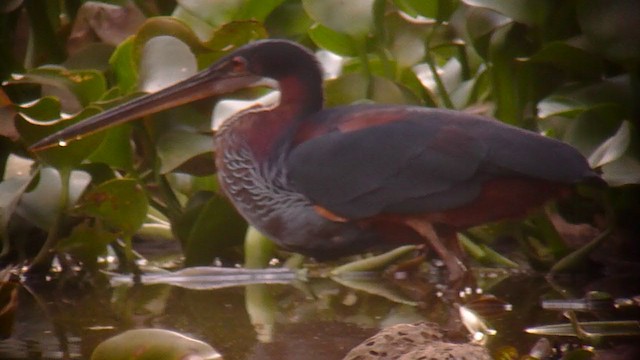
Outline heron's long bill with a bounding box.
[29,66,263,152]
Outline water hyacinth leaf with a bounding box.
[0,175,31,250]
[172,5,214,41]
[87,125,134,171]
[264,1,314,39]
[577,0,640,64]
[385,12,428,68]
[133,17,210,63]
[537,96,593,119]
[91,328,221,360]
[308,23,358,57]
[74,179,148,237]
[302,0,375,37]
[525,41,603,79]
[138,36,198,93]
[6,67,107,112]
[463,6,511,41]
[109,37,138,94]
[325,73,416,107]
[157,130,214,174]
[57,222,118,264]
[393,0,438,19]
[66,1,146,55]
[234,0,286,21]
[16,168,91,230]
[16,105,105,169]
[176,192,247,266]
[588,121,631,168]
[601,156,640,186]
[461,6,511,61]
[177,0,244,28]
[462,0,549,27]
[207,21,268,51]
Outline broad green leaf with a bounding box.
[202,20,268,67]
[588,121,632,168]
[133,17,210,63]
[525,41,603,79]
[537,96,594,119]
[157,130,214,174]
[308,23,357,57]
[16,104,105,170]
[177,0,243,28]
[601,156,640,186]
[57,222,118,264]
[6,67,106,112]
[235,0,286,21]
[172,5,214,41]
[87,125,134,171]
[302,0,375,37]
[264,1,313,39]
[462,6,510,59]
[0,175,31,245]
[175,192,247,266]
[393,0,438,19]
[325,73,417,107]
[463,0,549,27]
[385,11,429,68]
[16,168,91,230]
[577,0,640,64]
[138,36,198,93]
[109,37,138,94]
[91,328,221,360]
[74,178,148,237]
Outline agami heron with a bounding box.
[30,40,601,280]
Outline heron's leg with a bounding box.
[404,219,467,281]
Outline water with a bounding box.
[1,269,638,359]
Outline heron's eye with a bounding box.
[230,56,247,73]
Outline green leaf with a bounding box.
[325,73,419,107]
[463,0,549,27]
[302,0,375,37]
[176,192,247,266]
[138,36,198,93]
[6,67,107,111]
[537,96,594,119]
[157,130,214,174]
[176,0,243,28]
[109,37,138,94]
[393,0,438,19]
[87,125,134,171]
[91,328,220,360]
[74,178,148,237]
[308,23,357,56]
[236,0,286,21]
[577,0,640,64]
[0,174,31,249]
[203,20,268,62]
[58,222,118,264]
[16,168,91,230]
[601,155,640,186]
[588,121,632,168]
[133,17,211,64]
[17,104,106,170]
[525,41,603,79]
